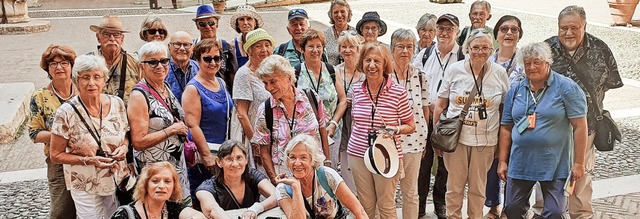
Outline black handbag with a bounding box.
[431,83,479,152]
[593,110,622,151]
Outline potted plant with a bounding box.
[607,0,639,26]
[211,0,225,14]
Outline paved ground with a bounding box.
[1,0,640,218]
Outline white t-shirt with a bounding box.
[437,60,509,146]
[412,43,462,104]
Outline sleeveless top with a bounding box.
[187,77,233,144]
[235,37,249,68]
[132,79,190,199]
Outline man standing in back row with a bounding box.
[545,5,623,219]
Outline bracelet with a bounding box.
[396,126,401,134]
[324,160,332,164]
[162,129,168,138]
[81,156,88,166]
[329,120,339,127]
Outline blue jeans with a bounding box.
[188,163,214,210]
[504,177,567,219]
[485,158,502,207]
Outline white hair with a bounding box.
[137,41,168,61]
[285,134,326,169]
[256,55,297,85]
[517,42,554,65]
[72,54,109,84]
[464,30,494,54]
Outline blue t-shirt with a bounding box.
[187,77,233,144]
[166,59,199,103]
[501,71,587,181]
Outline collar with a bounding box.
[286,40,296,51]
[360,74,393,91]
[169,58,194,72]
[435,43,459,56]
[523,70,556,89]
[270,87,306,111]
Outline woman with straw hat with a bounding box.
[230,5,264,68]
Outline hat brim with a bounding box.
[356,19,387,36]
[192,14,221,22]
[230,11,264,33]
[90,25,130,33]
[363,136,399,178]
[437,17,458,27]
[288,15,308,21]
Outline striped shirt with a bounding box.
[347,75,414,158]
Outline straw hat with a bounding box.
[363,135,400,179]
[90,15,130,33]
[230,5,264,33]
[243,28,275,53]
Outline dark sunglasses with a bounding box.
[198,21,216,27]
[499,26,520,34]
[340,30,358,37]
[142,58,170,68]
[146,29,167,35]
[202,55,222,64]
[470,28,490,36]
[289,9,307,16]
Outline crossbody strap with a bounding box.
[118,51,128,99]
[69,103,103,155]
[459,76,480,121]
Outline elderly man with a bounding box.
[412,13,464,219]
[274,8,328,67]
[166,31,199,103]
[544,5,623,219]
[192,4,238,94]
[457,0,496,48]
[88,15,141,104]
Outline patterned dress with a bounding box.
[131,80,190,199]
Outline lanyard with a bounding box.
[526,85,547,114]
[342,66,357,93]
[304,63,322,93]
[493,51,516,75]
[367,78,386,129]
[435,50,454,92]
[469,62,485,98]
[285,102,297,138]
[393,68,410,90]
[303,175,317,218]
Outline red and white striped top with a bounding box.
[347,75,415,158]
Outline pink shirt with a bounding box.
[347,75,414,158]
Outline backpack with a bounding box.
[294,62,336,87]
[264,89,322,151]
[421,44,465,66]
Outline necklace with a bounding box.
[143,202,167,219]
[51,82,75,101]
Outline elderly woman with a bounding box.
[432,30,510,219]
[50,54,132,218]
[389,29,430,219]
[230,5,264,68]
[484,14,527,219]
[196,140,277,218]
[29,45,78,219]
[297,29,347,169]
[356,11,387,44]
[111,162,206,219]
[183,38,235,208]
[139,13,168,42]
[323,0,354,65]
[335,30,364,192]
[498,42,587,219]
[232,28,275,168]
[415,13,438,51]
[275,134,367,218]
[127,42,191,201]
[348,43,416,218]
[251,55,329,185]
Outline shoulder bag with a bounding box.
[431,80,479,152]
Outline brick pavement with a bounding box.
[592,193,640,218]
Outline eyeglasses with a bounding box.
[222,156,246,163]
[141,58,170,68]
[145,29,167,35]
[170,42,193,49]
[78,75,104,82]
[340,30,358,37]
[499,26,520,34]
[101,32,123,39]
[363,26,379,33]
[469,46,493,53]
[305,45,323,51]
[198,21,216,28]
[394,45,414,51]
[49,61,70,68]
[436,26,455,33]
[202,55,222,64]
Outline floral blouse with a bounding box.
[251,88,328,166]
[297,63,336,121]
[29,85,73,156]
[50,95,131,196]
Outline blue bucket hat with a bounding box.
[192,5,221,21]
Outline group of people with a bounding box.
[28,0,623,219]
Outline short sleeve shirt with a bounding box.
[251,88,328,166]
[232,64,271,125]
[50,95,130,196]
[438,60,510,146]
[389,68,430,153]
[28,85,73,156]
[166,59,199,103]
[412,43,462,104]
[275,167,344,218]
[196,168,267,210]
[297,63,338,120]
[501,72,587,181]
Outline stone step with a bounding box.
[0,83,35,144]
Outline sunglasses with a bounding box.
[198,21,216,28]
[202,55,222,64]
[142,58,170,68]
[499,26,520,34]
[470,28,490,36]
[146,29,167,35]
[340,30,358,37]
[289,9,307,17]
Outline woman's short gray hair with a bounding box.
[137,41,168,61]
[72,54,109,84]
[464,30,494,54]
[390,29,416,52]
[257,55,296,85]
[415,13,437,31]
[517,42,553,65]
[285,134,326,169]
